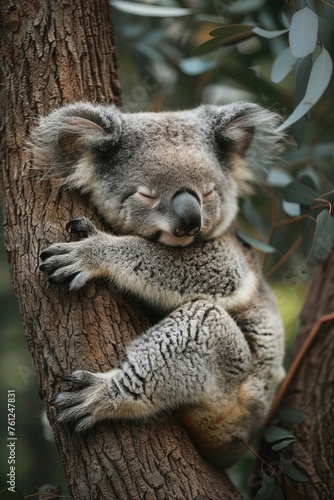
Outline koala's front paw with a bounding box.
[40,218,103,291]
[40,240,92,291]
[50,370,119,431]
[66,217,99,239]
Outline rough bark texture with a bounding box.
[0,0,239,498]
[282,251,334,498]
[256,252,334,498]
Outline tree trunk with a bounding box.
[256,252,334,498]
[281,252,334,498]
[0,1,239,498]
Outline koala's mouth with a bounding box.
[158,231,195,247]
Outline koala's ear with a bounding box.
[31,102,122,179]
[206,103,284,194]
[57,116,111,161]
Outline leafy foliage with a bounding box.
[249,408,310,498]
[111,0,334,282]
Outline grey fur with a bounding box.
[34,102,285,468]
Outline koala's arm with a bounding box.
[40,218,257,313]
[42,223,283,467]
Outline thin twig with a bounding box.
[320,0,334,9]
[265,235,303,279]
[265,312,334,427]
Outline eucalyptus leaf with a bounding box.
[252,27,289,39]
[318,18,334,53]
[271,438,297,451]
[242,199,267,236]
[324,2,334,29]
[294,54,313,107]
[297,168,322,191]
[236,229,279,254]
[278,408,307,425]
[267,168,293,188]
[194,25,255,55]
[284,181,319,206]
[179,57,217,76]
[282,462,310,483]
[209,24,255,43]
[264,425,296,443]
[284,143,334,162]
[303,209,334,272]
[281,10,291,29]
[110,1,193,17]
[289,7,318,58]
[224,0,266,14]
[282,200,301,217]
[193,37,227,56]
[271,47,297,84]
[253,472,276,500]
[277,48,333,131]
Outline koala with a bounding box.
[33,102,285,468]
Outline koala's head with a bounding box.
[33,102,283,246]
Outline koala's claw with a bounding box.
[51,370,117,430]
[66,217,98,238]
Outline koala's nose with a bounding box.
[172,191,202,237]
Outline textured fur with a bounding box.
[33,102,285,468]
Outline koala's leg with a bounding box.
[52,300,252,431]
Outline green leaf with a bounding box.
[242,199,267,237]
[194,25,255,55]
[277,48,333,131]
[252,27,289,39]
[253,472,276,500]
[236,230,279,254]
[271,47,297,83]
[297,168,322,191]
[289,7,318,58]
[303,209,334,272]
[224,0,266,14]
[282,200,301,217]
[279,408,307,425]
[264,425,296,443]
[293,54,313,145]
[324,2,334,30]
[294,55,313,107]
[110,1,193,17]
[271,438,297,451]
[209,24,255,43]
[179,57,217,76]
[282,462,310,483]
[267,168,293,188]
[318,17,334,53]
[284,181,319,206]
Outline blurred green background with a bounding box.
[1,0,334,497]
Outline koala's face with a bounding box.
[42,103,282,246]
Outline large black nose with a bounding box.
[172,191,202,237]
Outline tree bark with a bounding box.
[256,252,334,498]
[0,1,239,498]
[281,252,334,498]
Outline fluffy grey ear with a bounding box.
[205,102,284,194]
[30,102,122,188]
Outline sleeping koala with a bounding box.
[33,102,285,468]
